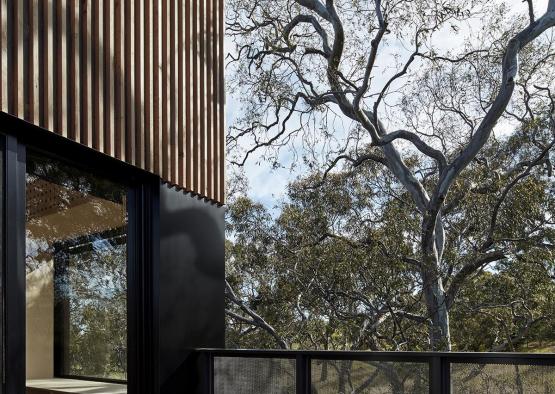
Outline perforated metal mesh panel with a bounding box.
[311,360,429,394]
[214,357,296,394]
[451,363,555,393]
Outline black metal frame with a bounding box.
[127,178,160,394]
[53,227,128,384]
[0,113,159,394]
[196,349,555,394]
[3,134,26,394]
[0,136,3,394]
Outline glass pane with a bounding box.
[214,357,296,394]
[311,360,429,394]
[451,363,555,393]
[25,153,127,383]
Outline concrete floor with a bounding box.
[26,378,127,394]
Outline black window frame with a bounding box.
[0,112,159,394]
[52,226,128,384]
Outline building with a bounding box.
[0,1,225,393]
[3,2,552,394]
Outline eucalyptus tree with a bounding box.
[226,0,555,350]
[225,136,555,352]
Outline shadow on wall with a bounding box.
[158,185,225,394]
[1,0,224,200]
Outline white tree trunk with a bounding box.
[421,215,451,351]
[422,267,451,351]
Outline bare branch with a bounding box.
[353,0,388,122]
[310,152,388,188]
[225,280,289,349]
[482,137,555,250]
[446,251,507,309]
[524,0,535,24]
[283,14,332,55]
[294,0,331,21]
[377,129,447,171]
[424,8,555,257]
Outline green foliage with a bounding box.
[66,239,127,379]
[226,132,555,352]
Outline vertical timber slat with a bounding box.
[218,0,225,203]
[92,0,101,150]
[79,0,89,145]
[144,0,152,172]
[153,0,160,174]
[103,0,113,156]
[124,0,135,165]
[32,0,39,123]
[134,0,144,168]
[0,0,6,112]
[154,0,159,174]
[16,0,24,117]
[199,0,206,197]
[169,0,176,185]
[206,0,213,200]
[213,0,220,201]
[114,0,124,160]
[0,0,225,204]
[177,0,184,187]
[185,0,192,190]
[53,0,61,135]
[22,0,30,120]
[161,0,169,181]
[192,0,199,194]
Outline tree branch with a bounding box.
[482,137,555,250]
[225,280,289,349]
[424,7,555,256]
[283,14,332,55]
[446,251,507,309]
[377,129,447,172]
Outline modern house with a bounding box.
[1,2,554,394]
[0,1,225,393]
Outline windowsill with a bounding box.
[26,378,127,394]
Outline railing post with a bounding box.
[429,355,450,394]
[443,356,451,394]
[205,352,214,394]
[296,354,310,394]
[191,351,213,394]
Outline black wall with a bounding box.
[158,185,225,393]
[0,115,226,394]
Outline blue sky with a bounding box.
[225,0,551,211]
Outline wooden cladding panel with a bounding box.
[0,0,225,204]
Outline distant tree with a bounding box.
[225,131,555,352]
[226,0,555,350]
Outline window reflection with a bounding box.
[25,154,127,382]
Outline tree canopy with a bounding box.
[226,131,555,352]
[225,0,555,351]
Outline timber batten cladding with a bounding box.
[0,0,225,204]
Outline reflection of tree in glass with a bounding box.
[25,153,128,381]
[58,232,127,380]
[27,154,126,206]
[26,154,127,274]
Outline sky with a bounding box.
[225,0,551,211]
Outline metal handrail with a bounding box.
[195,348,555,394]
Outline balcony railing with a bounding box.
[192,349,555,393]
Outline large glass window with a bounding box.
[25,153,128,386]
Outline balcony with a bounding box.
[191,349,555,393]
